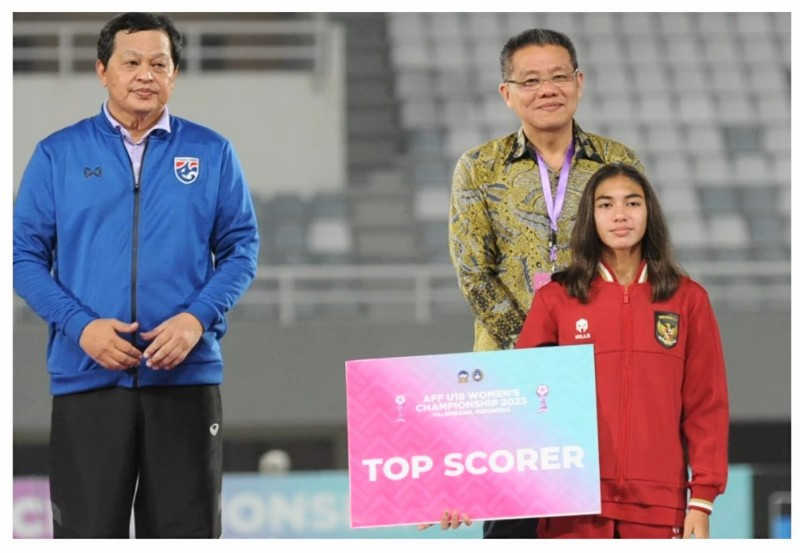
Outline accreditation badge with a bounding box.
[655,311,679,349]
[533,272,552,291]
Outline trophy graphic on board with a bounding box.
[395,395,407,423]
[536,385,549,413]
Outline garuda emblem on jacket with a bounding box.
[655,312,679,349]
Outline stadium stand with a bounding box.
[385,12,789,309]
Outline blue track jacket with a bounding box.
[14,108,259,395]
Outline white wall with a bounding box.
[13,27,346,201]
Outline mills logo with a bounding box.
[575,318,591,340]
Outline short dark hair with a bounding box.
[97,12,182,69]
[552,163,685,303]
[500,28,578,80]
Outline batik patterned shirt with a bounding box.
[449,122,644,351]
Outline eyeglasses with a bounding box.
[504,69,579,92]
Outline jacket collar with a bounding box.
[597,259,649,284]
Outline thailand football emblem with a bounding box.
[174,157,199,184]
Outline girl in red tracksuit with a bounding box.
[516,163,729,539]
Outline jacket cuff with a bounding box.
[688,499,713,515]
[62,311,95,344]
[689,485,719,514]
[186,301,217,331]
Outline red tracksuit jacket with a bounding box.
[517,261,729,526]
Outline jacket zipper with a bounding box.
[125,137,148,388]
[616,285,632,497]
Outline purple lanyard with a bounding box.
[536,142,575,262]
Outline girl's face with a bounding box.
[593,175,648,256]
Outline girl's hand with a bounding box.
[682,509,709,539]
[417,509,472,530]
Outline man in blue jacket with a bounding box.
[13,12,259,538]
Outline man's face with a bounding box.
[499,44,583,136]
[96,29,177,124]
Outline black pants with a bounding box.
[483,518,539,538]
[49,385,222,538]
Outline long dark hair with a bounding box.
[552,163,685,303]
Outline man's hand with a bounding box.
[79,319,141,370]
[141,312,204,370]
[682,509,710,539]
